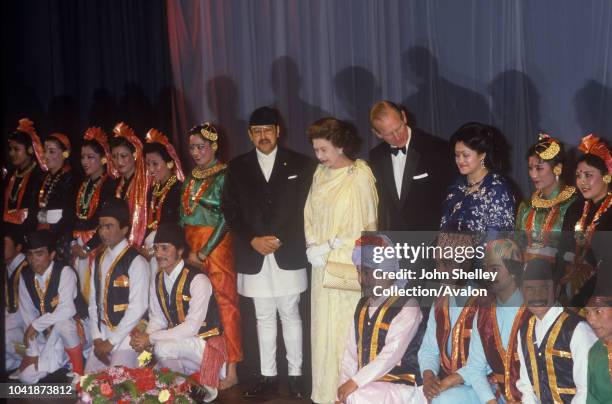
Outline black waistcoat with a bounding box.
[6,259,27,313]
[519,310,582,404]
[354,296,418,385]
[155,266,222,339]
[94,246,140,330]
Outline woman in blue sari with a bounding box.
[440,122,515,238]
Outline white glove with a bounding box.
[328,237,343,250]
[306,243,331,268]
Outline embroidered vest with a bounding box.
[354,296,417,385]
[477,302,530,402]
[434,295,478,377]
[6,259,27,313]
[520,310,582,404]
[155,266,222,339]
[94,246,140,330]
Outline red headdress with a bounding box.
[113,122,148,246]
[145,128,185,182]
[579,134,612,173]
[16,118,47,171]
[84,127,118,177]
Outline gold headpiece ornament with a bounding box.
[84,127,117,177]
[579,133,612,174]
[190,122,219,151]
[16,118,47,171]
[145,128,185,182]
[535,133,561,161]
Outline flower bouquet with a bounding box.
[77,365,197,404]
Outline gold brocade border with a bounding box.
[439,296,452,373]
[157,271,174,327]
[357,302,367,369]
[526,316,541,400]
[546,312,576,402]
[100,246,131,331]
[175,268,189,323]
[370,297,399,363]
[606,341,612,384]
[8,261,27,310]
[34,276,51,314]
[491,304,526,401]
[452,296,478,372]
[378,373,416,384]
[198,327,220,339]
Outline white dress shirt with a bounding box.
[516,305,597,404]
[18,261,77,332]
[237,146,307,298]
[7,253,26,278]
[146,260,213,343]
[88,239,149,348]
[339,298,422,388]
[390,130,412,198]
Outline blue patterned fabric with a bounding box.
[440,172,515,238]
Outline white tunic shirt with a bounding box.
[88,239,149,349]
[237,147,307,298]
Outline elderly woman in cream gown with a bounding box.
[304,118,378,403]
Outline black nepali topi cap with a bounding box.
[522,257,556,283]
[153,222,186,249]
[25,229,55,251]
[98,197,130,228]
[249,106,280,126]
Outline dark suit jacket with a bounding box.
[369,128,453,231]
[222,147,316,274]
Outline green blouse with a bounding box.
[587,339,612,404]
[179,160,227,257]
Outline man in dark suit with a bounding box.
[222,107,315,398]
[369,101,453,231]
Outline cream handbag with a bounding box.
[322,261,360,291]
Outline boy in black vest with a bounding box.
[85,197,149,372]
[17,230,87,383]
[517,258,597,403]
[5,225,27,373]
[130,222,226,403]
[336,235,425,404]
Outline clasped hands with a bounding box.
[129,329,151,353]
[93,338,115,366]
[251,236,282,256]
[306,237,343,267]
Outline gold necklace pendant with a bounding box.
[531,185,576,209]
[191,163,226,179]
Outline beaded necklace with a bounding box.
[147,175,177,230]
[38,166,68,209]
[76,175,106,220]
[182,163,226,216]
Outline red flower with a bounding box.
[100,383,114,398]
[160,367,170,373]
[118,400,131,404]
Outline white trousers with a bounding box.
[154,337,205,375]
[84,347,139,373]
[253,293,303,376]
[345,382,427,404]
[5,311,25,370]
[20,318,80,384]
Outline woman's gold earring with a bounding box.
[27,147,33,154]
[166,161,174,170]
[62,151,70,159]
[101,157,107,164]
[553,166,562,182]
[603,174,611,184]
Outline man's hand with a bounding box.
[23,325,38,347]
[71,244,88,259]
[93,338,114,366]
[19,355,38,372]
[130,330,151,353]
[250,236,281,256]
[336,379,358,403]
[422,370,442,401]
[439,373,464,392]
[187,251,207,269]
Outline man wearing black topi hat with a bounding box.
[130,222,225,402]
[222,106,316,397]
[16,230,88,383]
[517,258,597,403]
[584,263,612,402]
[85,197,149,372]
[4,225,28,373]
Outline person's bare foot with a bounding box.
[218,362,238,390]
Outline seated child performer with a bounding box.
[517,258,597,403]
[130,222,227,401]
[336,235,425,404]
[17,230,88,383]
[584,266,612,403]
[85,197,150,372]
[5,225,28,372]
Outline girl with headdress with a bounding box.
[560,134,612,307]
[143,128,184,258]
[516,134,577,259]
[71,127,118,303]
[180,123,241,389]
[110,122,148,247]
[36,131,78,260]
[3,118,46,233]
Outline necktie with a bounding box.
[390,146,406,156]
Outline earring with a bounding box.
[480,159,485,168]
[101,157,107,165]
[62,151,70,159]
[27,147,33,154]
[211,142,218,151]
[132,152,137,160]
[553,166,562,182]
[166,161,174,170]
[603,174,611,184]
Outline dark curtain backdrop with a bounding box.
[167,0,612,197]
[2,0,173,171]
